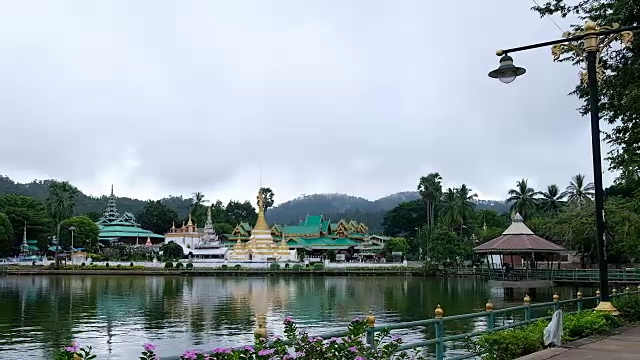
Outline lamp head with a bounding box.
[68,226,76,231]
[488,55,526,84]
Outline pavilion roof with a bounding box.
[473,213,565,254]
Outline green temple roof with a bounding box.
[286,237,360,249]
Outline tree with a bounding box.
[83,211,102,222]
[191,192,209,226]
[213,223,234,235]
[417,173,442,228]
[381,200,427,237]
[439,188,462,230]
[455,184,478,228]
[58,216,99,251]
[0,212,13,256]
[532,0,640,181]
[161,241,184,260]
[565,174,595,208]
[210,200,228,223]
[383,237,410,257]
[538,184,566,214]
[46,181,78,263]
[0,194,53,252]
[136,200,180,235]
[427,227,465,266]
[225,200,257,226]
[259,187,275,213]
[506,179,537,219]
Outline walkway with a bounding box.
[517,325,640,359]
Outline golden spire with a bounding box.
[171,221,176,230]
[187,213,193,226]
[253,190,270,231]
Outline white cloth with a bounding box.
[543,309,563,347]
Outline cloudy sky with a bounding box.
[0,0,615,205]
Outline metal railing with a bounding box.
[468,267,640,282]
[160,286,640,360]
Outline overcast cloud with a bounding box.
[0,0,616,205]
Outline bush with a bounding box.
[474,310,622,360]
[80,262,85,267]
[105,262,110,268]
[221,264,228,270]
[270,263,281,270]
[234,264,241,270]
[284,263,290,268]
[130,262,134,267]
[164,262,174,269]
[613,293,640,322]
[313,263,325,271]
[292,264,303,270]
[175,262,184,269]
[185,262,194,269]
[116,264,122,269]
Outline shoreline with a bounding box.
[3,268,426,276]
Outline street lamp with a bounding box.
[69,226,76,254]
[489,20,639,314]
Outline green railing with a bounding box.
[161,286,640,360]
[476,267,640,282]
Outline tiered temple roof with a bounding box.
[97,186,164,243]
[225,214,373,252]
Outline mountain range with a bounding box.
[0,175,509,233]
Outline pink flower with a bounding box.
[182,350,198,359]
[284,316,293,323]
[355,357,366,360]
[243,345,254,352]
[144,343,156,352]
[349,347,358,352]
[258,349,275,356]
[65,342,79,353]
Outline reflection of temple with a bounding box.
[227,190,296,261]
[97,186,164,245]
[164,208,229,258]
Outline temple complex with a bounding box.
[224,213,386,260]
[227,190,296,261]
[97,186,164,246]
[164,207,229,258]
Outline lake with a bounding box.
[0,275,583,359]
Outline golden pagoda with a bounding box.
[228,189,296,261]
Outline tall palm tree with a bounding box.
[565,174,595,208]
[46,181,78,265]
[537,184,565,214]
[191,192,208,225]
[455,184,478,228]
[418,173,442,228]
[506,178,537,219]
[439,188,462,230]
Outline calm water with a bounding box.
[0,275,585,359]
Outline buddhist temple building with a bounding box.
[164,207,229,258]
[225,212,385,260]
[97,186,164,246]
[227,190,296,261]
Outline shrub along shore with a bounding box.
[5,262,426,276]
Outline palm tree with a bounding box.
[46,181,78,265]
[537,184,565,214]
[417,173,442,228]
[439,188,462,230]
[565,174,595,208]
[191,192,208,225]
[506,179,537,219]
[455,184,478,228]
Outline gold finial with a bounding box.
[187,213,193,226]
[253,189,270,231]
[584,20,598,32]
[524,294,531,304]
[254,313,267,339]
[485,300,494,311]
[553,293,560,302]
[577,290,583,299]
[434,304,444,318]
[596,289,601,296]
[613,288,618,295]
[625,285,631,293]
[365,311,376,328]
[181,221,185,229]
[496,49,504,56]
[171,221,175,230]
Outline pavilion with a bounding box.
[473,213,565,280]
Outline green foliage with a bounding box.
[312,263,325,270]
[164,262,173,269]
[213,223,234,235]
[325,249,337,262]
[506,179,537,220]
[259,187,275,213]
[383,237,410,256]
[427,227,470,266]
[175,262,184,269]
[136,200,180,235]
[233,264,241,269]
[224,200,257,226]
[185,262,194,269]
[292,264,303,270]
[613,293,640,322]
[475,311,620,360]
[418,172,443,228]
[0,212,13,256]
[269,263,281,270]
[221,264,228,269]
[161,241,184,260]
[58,216,99,251]
[382,200,426,236]
[0,194,54,251]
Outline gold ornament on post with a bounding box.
[524,294,531,304]
[577,290,583,299]
[485,300,494,311]
[365,311,376,328]
[553,293,560,302]
[434,304,444,318]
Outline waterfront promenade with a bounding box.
[518,325,640,359]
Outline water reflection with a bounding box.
[0,275,580,359]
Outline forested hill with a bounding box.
[0,175,509,233]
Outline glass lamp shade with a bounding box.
[488,55,526,84]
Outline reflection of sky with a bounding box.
[0,276,584,359]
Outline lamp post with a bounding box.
[69,226,76,254]
[489,20,639,314]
